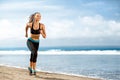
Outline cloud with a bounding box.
[46,20,74,39]
[0,19,27,47]
[79,15,104,27]
[0,19,13,39]
[0,19,24,39]
[108,20,120,35]
[78,15,120,37]
[44,14,120,39]
[46,14,120,39]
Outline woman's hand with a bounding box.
[25,34,28,38]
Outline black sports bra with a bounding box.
[31,23,41,34]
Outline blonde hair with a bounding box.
[29,12,40,23]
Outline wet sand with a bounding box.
[0,66,102,80]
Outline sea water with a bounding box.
[0,46,120,80]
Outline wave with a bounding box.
[0,50,120,55]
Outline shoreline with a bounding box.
[0,65,102,80]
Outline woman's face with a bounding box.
[34,13,41,21]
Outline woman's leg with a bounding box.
[27,39,39,75]
[33,62,36,70]
[30,62,33,69]
[32,51,37,70]
[27,40,36,71]
[32,43,39,75]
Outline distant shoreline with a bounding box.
[0,65,102,80]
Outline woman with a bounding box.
[25,12,46,75]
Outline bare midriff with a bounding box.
[31,34,40,40]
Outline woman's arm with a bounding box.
[41,24,46,38]
[25,23,30,38]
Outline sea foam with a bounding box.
[0,50,120,55]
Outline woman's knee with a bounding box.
[33,53,38,62]
[30,53,37,62]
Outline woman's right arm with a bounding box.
[25,23,31,38]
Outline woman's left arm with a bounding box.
[41,24,46,38]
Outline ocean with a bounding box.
[0,46,120,80]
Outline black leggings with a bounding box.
[27,39,39,63]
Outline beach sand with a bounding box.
[0,66,101,80]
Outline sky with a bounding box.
[0,0,120,47]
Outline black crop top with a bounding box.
[31,23,41,34]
